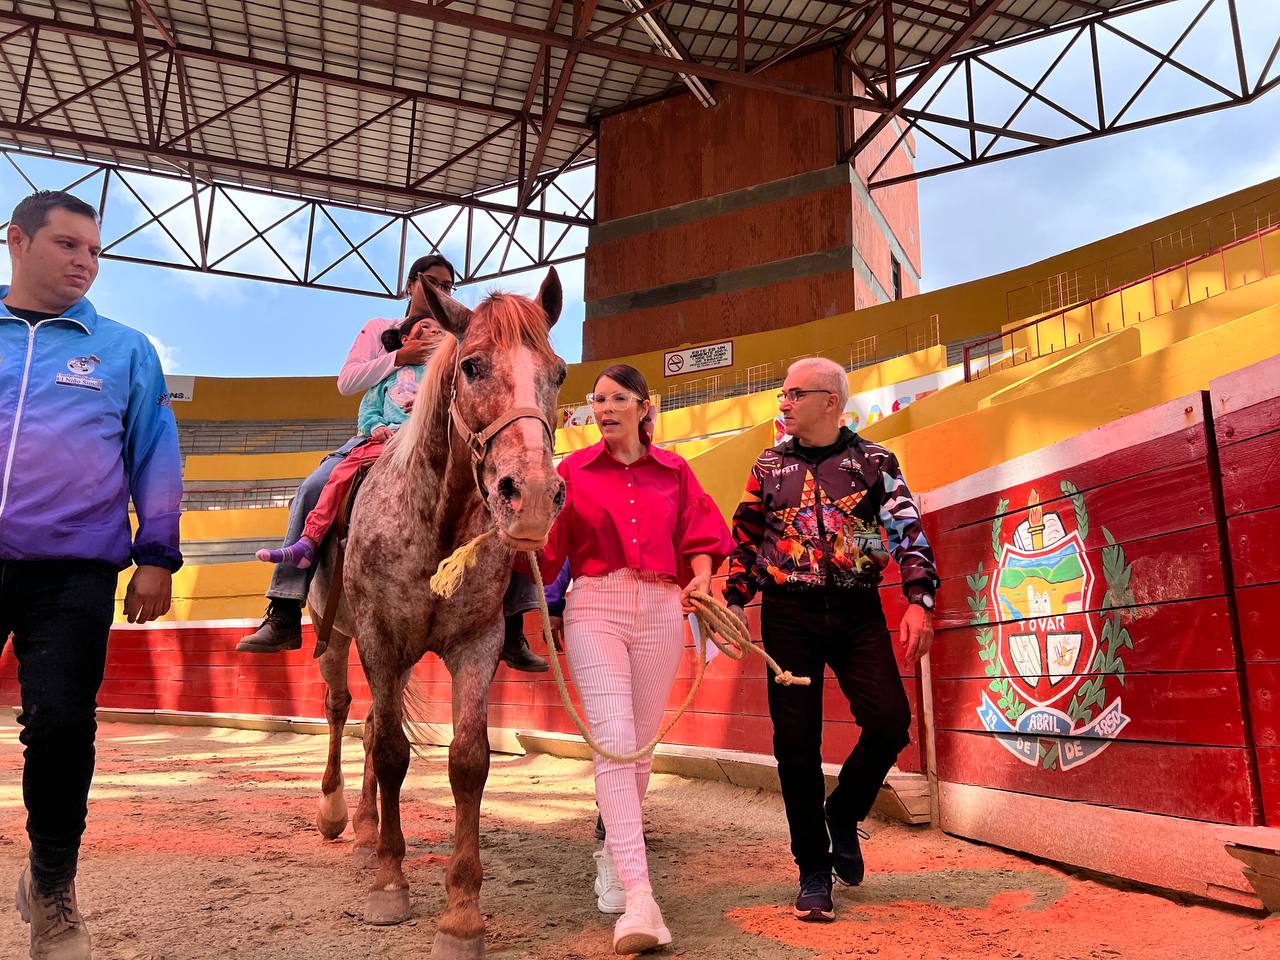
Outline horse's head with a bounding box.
[422,268,567,551]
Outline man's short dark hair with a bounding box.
[406,254,456,289]
[9,190,100,238]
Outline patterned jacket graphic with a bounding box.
[724,428,939,606]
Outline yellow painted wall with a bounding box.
[868,302,1280,494]
[169,180,1280,426]
[1005,232,1278,358]
[560,177,1280,399]
[184,451,327,482]
[556,345,947,455]
[114,561,270,623]
[173,376,358,422]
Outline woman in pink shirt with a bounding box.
[526,364,732,955]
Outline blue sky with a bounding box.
[3,4,1279,376]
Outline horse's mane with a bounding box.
[387,290,555,471]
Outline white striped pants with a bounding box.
[564,568,684,893]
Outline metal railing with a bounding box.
[181,485,297,511]
[964,221,1280,382]
[558,315,941,425]
[1005,188,1280,326]
[177,419,355,455]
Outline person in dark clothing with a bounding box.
[1,190,184,959]
[723,357,938,923]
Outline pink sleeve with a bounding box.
[676,461,733,573]
[514,460,572,584]
[336,319,398,396]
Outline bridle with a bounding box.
[447,376,555,500]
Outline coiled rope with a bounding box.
[430,530,810,763]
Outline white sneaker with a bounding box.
[593,847,626,914]
[612,889,672,955]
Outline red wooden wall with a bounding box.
[921,394,1262,826]
[1213,354,1280,826]
[0,565,923,775]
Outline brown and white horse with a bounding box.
[307,269,566,959]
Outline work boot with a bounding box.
[236,599,303,653]
[501,617,548,672]
[826,803,868,887]
[16,865,91,960]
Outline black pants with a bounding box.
[0,559,116,893]
[761,589,912,875]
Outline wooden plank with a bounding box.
[1254,748,1280,826]
[931,597,1237,678]
[933,672,1249,747]
[1209,352,1280,445]
[936,729,1257,823]
[921,395,1207,525]
[939,780,1260,908]
[927,438,1210,537]
[933,524,1226,631]
[1220,427,1280,516]
[1228,506,1280,588]
[1247,663,1280,750]
[1239,582,1280,663]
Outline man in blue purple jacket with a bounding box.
[0,190,183,959]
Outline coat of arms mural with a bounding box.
[969,481,1135,770]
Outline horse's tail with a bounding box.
[399,669,445,759]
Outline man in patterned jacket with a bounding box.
[724,357,938,923]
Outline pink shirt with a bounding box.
[336,317,402,397]
[526,440,733,586]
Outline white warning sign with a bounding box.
[663,340,733,378]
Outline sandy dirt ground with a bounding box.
[1,719,1276,960]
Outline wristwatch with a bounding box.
[909,592,935,612]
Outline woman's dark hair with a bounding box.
[380,315,422,353]
[595,363,655,442]
[404,254,457,296]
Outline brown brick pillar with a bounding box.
[583,50,922,362]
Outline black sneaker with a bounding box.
[794,870,834,922]
[236,600,303,653]
[826,806,867,887]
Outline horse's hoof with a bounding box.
[353,844,377,869]
[317,788,348,839]
[316,811,348,840]
[431,929,485,960]
[364,887,412,925]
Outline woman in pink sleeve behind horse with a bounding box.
[522,363,732,955]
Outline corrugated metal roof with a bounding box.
[0,0,1147,213]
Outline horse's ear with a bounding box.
[537,267,563,330]
[423,282,472,339]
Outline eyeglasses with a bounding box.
[418,275,455,294]
[777,388,835,403]
[587,392,643,410]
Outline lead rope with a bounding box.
[430,532,810,763]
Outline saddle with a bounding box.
[311,459,374,659]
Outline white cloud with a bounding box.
[147,334,180,373]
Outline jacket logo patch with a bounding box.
[57,355,103,390]
[55,373,102,391]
